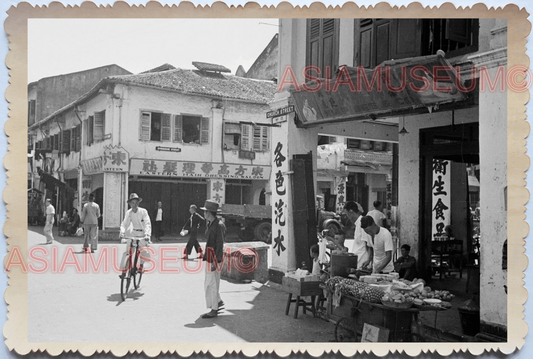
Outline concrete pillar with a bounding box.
[103,172,124,229]
[270,91,319,275]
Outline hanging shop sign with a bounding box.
[103,145,129,172]
[80,157,103,175]
[130,159,271,180]
[290,54,467,127]
[431,159,451,240]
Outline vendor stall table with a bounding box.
[282,276,323,319]
[321,284,445,342]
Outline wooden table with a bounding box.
[282,277,323,319]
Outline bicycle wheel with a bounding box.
[134,264,143,289]
[120,270,131,301]
[335,318,356,342]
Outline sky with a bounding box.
[28,18,279,83]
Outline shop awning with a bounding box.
[291,53,468,128]
[38,170,74,194]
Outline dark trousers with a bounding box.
[153,221,162,239]
[186,231,201,255]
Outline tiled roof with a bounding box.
[107,68,277,103]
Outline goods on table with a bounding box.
[325,276,386,303]
[381,292,414,308]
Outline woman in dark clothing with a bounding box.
[68,208,81,236]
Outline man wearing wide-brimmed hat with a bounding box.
[118,193,152,276]
[200,200,225,319]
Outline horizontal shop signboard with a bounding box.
[291,54,467,127]
[130,159,271,180]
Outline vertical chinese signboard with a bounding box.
[432,159,451,239]
[335,177,347,213]
[271,137,289,265]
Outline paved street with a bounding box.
[27,228,335,343]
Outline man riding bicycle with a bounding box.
[119,193,152,278]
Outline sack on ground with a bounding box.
[75,227,84,236]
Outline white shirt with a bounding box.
[156,208,163,221]
[364,227,394,273]
[367,209,386,226]
[350,216,370,268]
[45,204,55,224]
[120,207,152,238]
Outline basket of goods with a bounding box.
[381,292,415,309]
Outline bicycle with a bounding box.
[120,237,148,301]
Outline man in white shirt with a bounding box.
[119,193,152,277]
[43,198,55,244]
[367,200,387,228]
[152,200,164,241]
[360,215,394,273]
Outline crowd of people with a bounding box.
[39,193,224,319]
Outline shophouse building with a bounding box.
[28,62,277,237]
[270,18,507,339]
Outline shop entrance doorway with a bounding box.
[419,122,479,296]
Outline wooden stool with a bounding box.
[285,293,317,318]
[282,277,323,319]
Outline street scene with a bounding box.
[23,15,512,346]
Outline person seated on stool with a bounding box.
[310,244,322,276]
[394,244,417,281]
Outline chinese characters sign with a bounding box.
[272,140,288,257]
[335,177,346,213]
[431,159,451,239]
[103,145,129,172]
[130,159,271,180]
[80,157,103,175]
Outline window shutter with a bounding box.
[262,126,269,151]
[87,116,94,145]
[200,117,210,144]
[140,112,151,141]
[241,124,251,151]
[54,134,59,151]
[306,19,339,77]
[161,113,171,141]
[253,126,261,151]
[70,127,76,152]
[62,130,71,154]
[94,111,105,141]
[445,19,471,44]
[173,115,183,142]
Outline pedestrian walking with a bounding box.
[152,200,164,241]
[43,198,55,244]
[80,193,101,253]
[184,204,205,259]
[200,200,225,319]
[119,193,152,277]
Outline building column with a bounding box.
[270,91,319,276]
[103,172,125,230]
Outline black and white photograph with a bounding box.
[2,1,531,356]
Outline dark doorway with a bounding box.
[129,179,207,236]
[419,122,479,284]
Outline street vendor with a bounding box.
[335,201,370,267]
[360,215,394,273]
